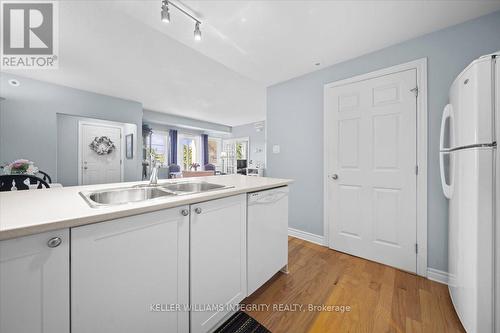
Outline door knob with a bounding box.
[47,237,62,248]
[83,166,88,170]
[331,174,338,180]
[194,207,202,214]
[180,209,189,216]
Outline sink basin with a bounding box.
[80,187,175,207]
[161,182,228,194]
[80,181,232,208]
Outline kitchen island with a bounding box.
[0,175,292,333]
[0,175,291,240]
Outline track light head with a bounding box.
[161,9,170,23]
[161,0,170,23]
[194,22,202,41]
[161,0,202,40]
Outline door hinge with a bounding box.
[120,160,123,165]
[410,87,419,97]
[415,243,418,254]
[415,165,419,175]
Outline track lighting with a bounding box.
[194,22,201,41]
[161,0,170,23]
[161,0,202,41]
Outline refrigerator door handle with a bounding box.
[440,151,454,199]
[440,104,453,152]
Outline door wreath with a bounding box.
[89,136,116,155]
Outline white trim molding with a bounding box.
[288,228,325,246]
[323,58,428,277]
[427,268,450,285]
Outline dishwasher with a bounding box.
[247,186,289,295]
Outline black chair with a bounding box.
[0,175,50,191]
[36,170,52,183]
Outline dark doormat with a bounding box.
[213,311,271,333]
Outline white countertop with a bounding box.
[0,175,292,240]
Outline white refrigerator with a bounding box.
[440,52,499,333]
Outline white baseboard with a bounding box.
[288,227,325,246]
[427,268,449,285]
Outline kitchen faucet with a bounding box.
[149,158,160,186]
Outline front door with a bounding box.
[325,69,417,272]
[80,122,122,185]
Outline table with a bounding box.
[28,183,63,190]
[181,171,215,178]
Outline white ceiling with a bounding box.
[116,0,500,85]
[4,1,500,126]
[4,1,266,126]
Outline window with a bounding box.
[150,131,168,165]
[235,141,247,160]
[181,138,195,170]
[177,133,200,170]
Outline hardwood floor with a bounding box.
[243,237,464,333]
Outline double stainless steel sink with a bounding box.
[80,181,232,208]
[160,182,226,194]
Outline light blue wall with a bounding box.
[231,121,266,167]
[266,11,500,271]
[0,73,143,183]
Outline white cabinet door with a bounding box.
[190,195,247,333]
[71,207,189,333]
[0,229,69,333]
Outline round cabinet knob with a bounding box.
[180,209,189,216]
[47,237,62,248]
[331,174,339,180]
[194,207,202,214]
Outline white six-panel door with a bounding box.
[326,69,417,273]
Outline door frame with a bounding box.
[323,58,428,277]
[78,121,124,185]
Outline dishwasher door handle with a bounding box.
[249,192,288,205]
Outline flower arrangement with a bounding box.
[89,136,115,155]
[190,163,200,171]
[2,159,39,175]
